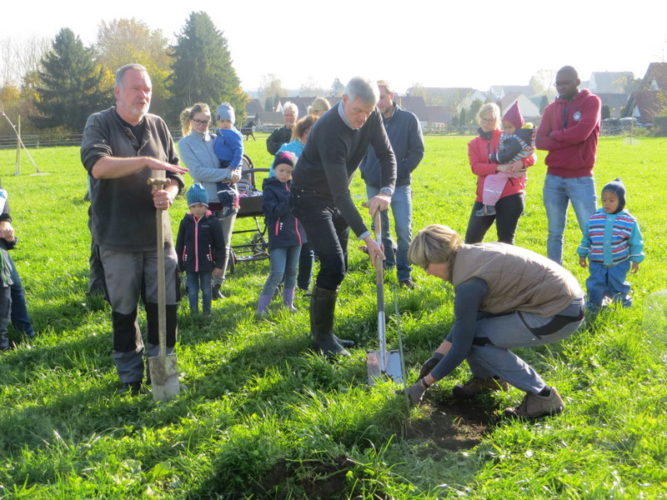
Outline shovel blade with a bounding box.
[148,353,180,401]
[366,349,404,385]
[385,350,404,385]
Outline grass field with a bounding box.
[0,133,665,498]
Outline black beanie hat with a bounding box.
[602,178,626,213]
[273,151,296,169]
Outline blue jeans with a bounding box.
[261,245,301,296]
[586,260,632,309]
[366,184,413,281]
[543,174,596,264]
[186,271,212,314]
[466,299,584,393]
[8,254,35,336]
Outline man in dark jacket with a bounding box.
[536,66,601,264]
[266,102,298,155]
[81,63,187,394]
[361,80,424,288]
[291,77,397,356]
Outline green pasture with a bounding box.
[0,134,665,498]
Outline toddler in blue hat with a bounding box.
[578,178,644,310]
[175,184,226,314]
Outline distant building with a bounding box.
[489,85,533,101]
[622,63,667,124]
[586,71,634,94]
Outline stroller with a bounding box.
[227,154,270,273]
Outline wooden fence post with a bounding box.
[15,115,21,176]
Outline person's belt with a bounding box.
[472,306,584,346]
[293,187,330,197]
[522,308,584,337]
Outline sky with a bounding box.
[4,0,667,94]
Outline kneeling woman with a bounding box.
[406,225,584,419]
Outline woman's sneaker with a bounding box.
[504,387,564,419]
[453,377,509,398]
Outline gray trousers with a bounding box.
[467,299,584,394]
[100,245,179,384]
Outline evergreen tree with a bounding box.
[168,12,247,126]
[32,28,108,132]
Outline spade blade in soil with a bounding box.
[149,353,180,401]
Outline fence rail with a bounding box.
[0,129,183,149]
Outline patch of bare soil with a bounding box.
[260,455,355,499]
[405,396,496,452]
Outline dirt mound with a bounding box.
[406,396,495,452]
[260,455,354,498]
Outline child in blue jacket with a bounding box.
[578,178,644,310]
[213,103,244,208]
[256,152,305,315]
[176,185,226,315]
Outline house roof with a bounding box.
[489,85,533,99]
[398,95,428,121]
[588,72,634,93]
[622,90,665,123]
[597,93,630,108]
[641,62,667,91]
[245,99,263,116]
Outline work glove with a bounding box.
[418,352,444,379]
[400,379,428,405]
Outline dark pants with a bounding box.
[297,242,314,290]
[0,286,12,350]
[292,191,348,291]
[465,193,525,245]
[8,254,34,336]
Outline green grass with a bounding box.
[0,134,665,499]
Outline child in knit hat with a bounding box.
[256,152,306,316]
[578,178,644,310]
[175,184,226,315]
[477,102,535,216]
[213,103,244,208]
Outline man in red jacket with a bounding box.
[536,66,601,264]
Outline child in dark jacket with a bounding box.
[256,152,305,315]
[176,184,226,315]
[478,102,534,216]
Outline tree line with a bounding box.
[0,11,245,136]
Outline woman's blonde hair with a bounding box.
[476,102,500,128]
[179,102,211,137]
[408,224,462,269]
[291,115,318,141]
[308,97,331,116]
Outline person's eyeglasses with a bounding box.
[480,117,495,123]
[192,118,210,125]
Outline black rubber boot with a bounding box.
[310,287,350,357]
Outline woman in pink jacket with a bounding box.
[465,103,535,244]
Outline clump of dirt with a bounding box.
[405,396,496,452]
[260,455,354,498]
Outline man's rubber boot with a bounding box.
[310,286,349,357]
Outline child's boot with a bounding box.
[283,288,297,313]
[256,294,272,317]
